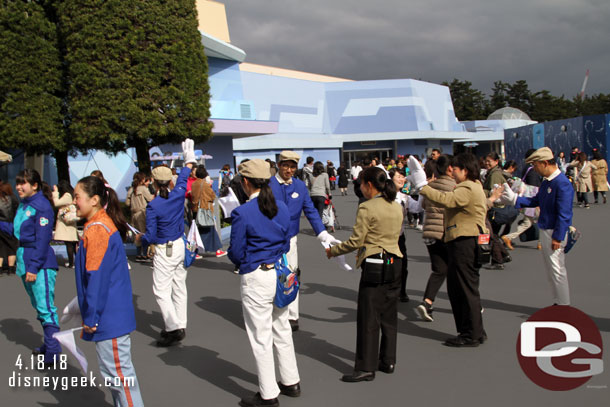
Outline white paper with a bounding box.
[60,296,83,328]
[127,223,141,234]
[53,327,88,373]
[218,187,240,217]
[321,242,353,272]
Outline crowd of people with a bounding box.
[0,141,607,407]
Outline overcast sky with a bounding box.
[222,0,610,97]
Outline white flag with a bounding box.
[218,187,240,217]
[187,219,205,251]
[321,241,353,272]
[60,296,83,328]
[53,328,88,373]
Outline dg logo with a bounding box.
[517,305,604,391]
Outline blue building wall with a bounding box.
[208,57,256,120]
[234,148,341,169]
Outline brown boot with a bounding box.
[502,235,514,250]
[537,242,542,250]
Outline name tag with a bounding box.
[478,234,490,244]
[291,192,299,199]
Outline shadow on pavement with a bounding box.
[0,318,42,350]
[196,296,245,330]
[132,295,164,340]
[293,330,354,374]
[158,345,257,399]
[300,282,357,303]
[301,307,355,324]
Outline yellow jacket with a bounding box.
[330,195,403,267]
[419,180,488,242]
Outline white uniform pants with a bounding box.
[285,236,299,320]
[539,229,570,305]
[241,266,300,400]
[152,237,188,331]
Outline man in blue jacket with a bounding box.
[270,151,340,331]
[499,147,573,305]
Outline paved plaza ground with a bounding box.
[1,191,608,406]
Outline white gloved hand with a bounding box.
[182,138,197,165]
[317,230,342,246]
[497,182,517,205]
[406,156,428,190]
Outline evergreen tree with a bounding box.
[443,79,489,121]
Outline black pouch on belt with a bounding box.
[361,251,401,284]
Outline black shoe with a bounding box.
[378,362,395,374]
[7,265,16,275]
[341,370,375,382]
[156,329,185,347]
[443,335,480,348]
[289,319,299,332]
[278,381,301,397]
[239,392,279,407]
[399,294,410,303]
[502,255,512,263]
[416,302,434,322]
[479,330,488,344]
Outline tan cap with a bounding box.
[278,150,300,164]
[238,159,271,179]
[152,166,173,182]
[525,147,554,163]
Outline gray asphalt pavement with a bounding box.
[1,191,609,406]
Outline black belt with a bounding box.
[19,243,36,248]
[260,263,274,270]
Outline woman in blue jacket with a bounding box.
[73,175,144,407]
[0,169,61,366]
[228,159,300,407]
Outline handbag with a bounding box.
[184,220,204,268]
[490,205,519,225]
[196,208,215,227]
[273,254,299,308]
[361,251,401,284]
[519,223,540,242]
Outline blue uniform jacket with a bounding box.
[228,198,291,274]
[0,192,58,275]
[269,175,324,238]
[75,210,136,342]
[516,171,573,241]
[142,168,190,245]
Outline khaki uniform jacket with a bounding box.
[570,160,597,192]
[591,159,608,191]
[52,192,79,242]
[422,175,456,241]
[329,195,403,268]
[126,185,154,233]
[419,180,488,243]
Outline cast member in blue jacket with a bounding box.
[0,170,61,366]
[499,147,574,305]
[73,175,144,407]
[228,159,301,407]
[137,139,197,347]
[269,150,340,331]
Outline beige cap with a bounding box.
[278,150,300,164]
[238,159,271,179]
[525,147,554,163]
[152,166,173,182]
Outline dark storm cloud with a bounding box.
[220,0,610,96]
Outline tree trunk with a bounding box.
[54,150,71,183]
[134,139,152,174]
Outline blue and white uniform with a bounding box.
[516,168,573,304]
[0,191,61,362]
[228,193,299,400]
[142,168,190,333]
[269,174,325,320]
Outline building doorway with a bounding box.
[342,149,393,168]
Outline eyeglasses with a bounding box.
[280,163,297,170]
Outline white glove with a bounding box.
[317,230,342,246]
[406,156,428,190]
[497,182,517,205]
[182,138,197,165]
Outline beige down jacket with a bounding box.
[52,191,79,242]
[422,175,456,241]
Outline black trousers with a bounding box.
[355,273,401,372]
[423,240,449,302]
[397,233,409,296]
[311,196,326,218]
[446,236,484,341]
[593,191,607,201]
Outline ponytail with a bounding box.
[155,181,170,199]
[360,167,396,202]
[245,177,278,219]
[77,176,128,240]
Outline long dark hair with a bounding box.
[131,172,145,189]
[77,176,128,240]
[360,166,396,202]
[58,179,74,197]
[244,177,278,219]
[452,153,480,182]
[312,161,325,177]
[16,169,54,206]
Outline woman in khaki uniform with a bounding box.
[327,166,403,383]
[126,172,154,260]
[409,153,499,347]
[52,180,79,268]
[591,150,608,204]
[569,152,597,208]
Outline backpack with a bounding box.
[221,171,232,189]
